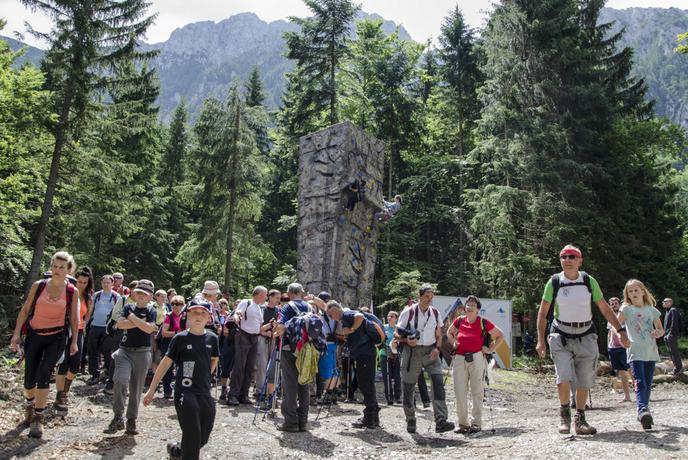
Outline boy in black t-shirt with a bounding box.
[145,297,219,460]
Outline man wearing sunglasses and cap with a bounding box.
[536,245,629,436]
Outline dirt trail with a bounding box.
[1,366,686,459]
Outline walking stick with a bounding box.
[270,339,283,415]
[253,345,277,424]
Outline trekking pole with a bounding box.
[270,339,283,415]
[484,357,495,433]
[253,347,276,425]
[316,369,341,421]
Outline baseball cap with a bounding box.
[187,297,212,313]
[133,279,154,295]
[318,291,331,302]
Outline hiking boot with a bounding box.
[28,412,43,439]
[352,418,376,429]
[239,397,253,405]
[639,410,653,430]
[406,418,417,434]
[422,401,431,409]
[163,391,173,400]
[299,420,308,432]
[87,375,100,386]
[125,418,138,435]
[574,411,597,435]
[259,399,272,411]
[104,417,124,434]
[317,393,331,405]
[455,424,471,434]
[219,387,228,402]
[435,419,455,433]
[22,404,35,428]
[373,410,381,428]
[104,381,114,395]
[559,406,572,434]
[468,424,482,433]
[53,391,68,413]
[276,423,300,433]
[387,400,394,405]
[167,441,182,460]
[227,396,240,406]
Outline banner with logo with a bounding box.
[433,295,513,368]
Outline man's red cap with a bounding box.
[559,246,582,258]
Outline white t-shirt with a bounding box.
[236,300,263,335]
[542,272,603,323]
[398,304,439,346]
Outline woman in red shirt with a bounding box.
[10,251,79,438]
[447,295,504,433]
[54,266,93,414]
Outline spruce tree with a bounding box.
[21,0,156,288]
[284,0,359,125]
[182,85,266,294]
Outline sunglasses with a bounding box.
[560,254,578,260]
[172,302,184,306]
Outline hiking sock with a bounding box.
[25,397,35,406]
[34,406,45,416]
[576,409,585,417]
[561,403,570,409]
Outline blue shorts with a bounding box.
[318,343,338,379]
[608,347,630,371]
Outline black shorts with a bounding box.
[608,347,630,371]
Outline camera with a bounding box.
[396,326,421,341]
[464,352,474,363]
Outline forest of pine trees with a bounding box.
[2,0,688,331]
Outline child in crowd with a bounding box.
[617,279,664,430]
[144,297,219,460]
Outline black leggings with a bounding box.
[58,330,84,375]
[24,332,65,389]
[174,392,216,460]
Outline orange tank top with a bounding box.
[78,296,89,330]
[30,285,68,334]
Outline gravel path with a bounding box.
[1,366,686,459]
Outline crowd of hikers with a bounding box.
[7,245,684,459]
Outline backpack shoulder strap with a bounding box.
[28,279,48,317]
[94,291,101,304]
[581,272,592,293]
[551,274,561,300]
[432,306,440,326]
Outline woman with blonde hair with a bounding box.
[9,251,79,438]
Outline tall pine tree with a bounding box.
[21,0,156,288]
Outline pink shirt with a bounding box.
[164,311,182,333]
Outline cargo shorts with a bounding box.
[548,331,598,389]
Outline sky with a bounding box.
[2,0,688,48]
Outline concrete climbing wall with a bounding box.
[297,121,385,310]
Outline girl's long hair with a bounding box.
[622,279,656,307]
[75,266,94,303]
